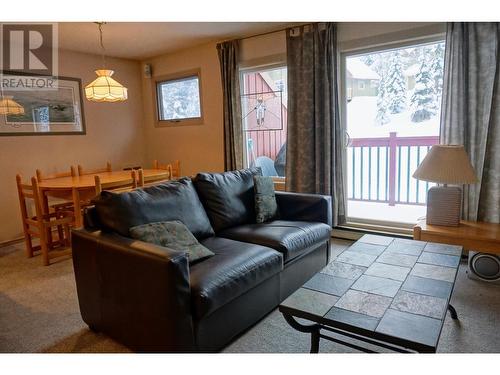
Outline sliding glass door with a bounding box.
[343,40,445,227]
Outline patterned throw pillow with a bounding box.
[129,221,214,264]
[253,175,278,223]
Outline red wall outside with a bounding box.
[242,72,287,163]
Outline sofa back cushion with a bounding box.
[94,177,215,239]
[194,168,261,232]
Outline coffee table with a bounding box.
[279,234,462,353]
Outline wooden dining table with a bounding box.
[38,169,168,227]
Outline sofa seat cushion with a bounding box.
[190,237,282,319]
[193,168,261,232]
[93,177,214,240]
[218,220,331,263]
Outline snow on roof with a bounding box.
[404,63,420,76]
[346,59,380,80]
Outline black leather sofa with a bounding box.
[72,168,332,352]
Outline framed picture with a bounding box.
[241,90,283,131]
[0,71,86,136]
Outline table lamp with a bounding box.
[413,145,478,226]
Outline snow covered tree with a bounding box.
[430,43,445,105]
[385,51,407,114]
[376,73,390,125]
[360,54,375,67]
[161,79,201,119]
[410,55,437,123]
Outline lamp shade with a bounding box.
[85,69,128,102]
[0,96,25,115]
[413,144,478,184]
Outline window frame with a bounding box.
[239,61,288,170]
[339,36,446,232]
[153,69,204,127]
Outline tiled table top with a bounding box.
[279,234,462,352]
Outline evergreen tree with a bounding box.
[360,54,375,67]
[376,72,390,125]
[430,42,445,106]
[385,51,407,114]
[162,79,200,119]
[410,53,437,123]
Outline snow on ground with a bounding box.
[347,96,440,138]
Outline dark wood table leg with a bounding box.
[448,304,458,320]
[283,314,322,353]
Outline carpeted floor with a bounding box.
[1,239,499,353]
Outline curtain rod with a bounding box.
[235,22,315,42]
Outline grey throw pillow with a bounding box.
[253,175,278,223]
[129,220,214,264]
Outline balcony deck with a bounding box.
[347,200,426,225]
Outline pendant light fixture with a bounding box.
[0,95,25,115]
[85,22,128,102]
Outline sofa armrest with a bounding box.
[275,191,332,227]
[72,228,195,352]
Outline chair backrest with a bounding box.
[36,166,76,182]
[137,169,171,187]
[16,174,44,226]
[94,170,137,195]
[153,159,180,178]
[78,161,112,176]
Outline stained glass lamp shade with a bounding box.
[0,96,25,115]
[85,69,128,102]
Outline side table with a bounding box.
[413,219,500,254]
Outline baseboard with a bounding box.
[0,236,24,248]
[333,224,413,241]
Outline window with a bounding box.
[156,73,202,123]
[240,66,287,178]
[343,40,445,227]
[358,81,366,89]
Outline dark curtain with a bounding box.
[217,40,244,171]
[440,22,500,223]
[285,23,346,227]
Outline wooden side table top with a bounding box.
[414,219,500,254]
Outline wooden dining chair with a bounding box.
[16,175,73,266]
[78,161,112,176]
[94,170,138,195]
[153,159,181,178]
[36,166,77,182]
[137,168,171,187]
[35,166,77,213]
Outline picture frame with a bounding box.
[0,71,86,136]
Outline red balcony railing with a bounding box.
[348,132,439,206]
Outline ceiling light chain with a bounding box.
[98,22,107,68]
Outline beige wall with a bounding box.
[141,42,224,177]
[0,49,145,243]
[239,22,445,63]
